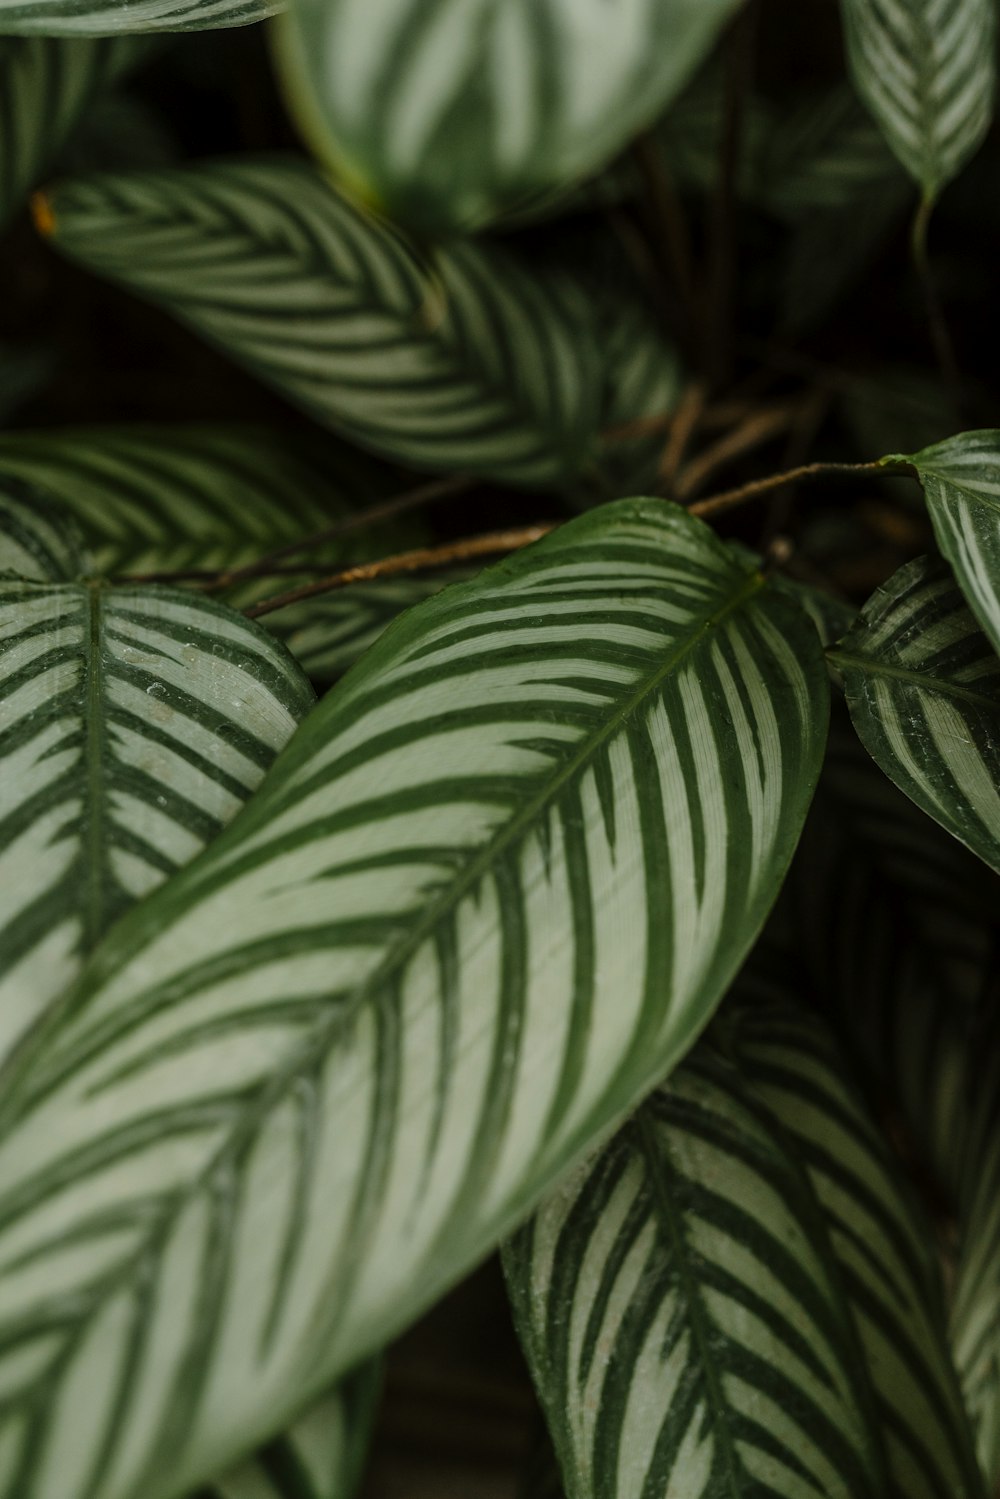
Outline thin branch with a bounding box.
[210,472,475,591]
[658,380,707,492]
[911,195,960,392]
[244,524,555,619]
[689,460,905,520]
[631,132,699,356]
[673,404,796,501]
[758,388,832,547]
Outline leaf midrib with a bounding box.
[827,646,1000,713]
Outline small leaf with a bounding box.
[272,0,745,234]
[833,555,1000,876]
[889,431,1000,658]
[506,987,983,1499]
[37,159,604,487]
[0,499,827,1499]
[840,0,996,199]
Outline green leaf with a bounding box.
[0,0,275,34]
[201,1362,380,1499]
[37,159,604,488]
[0,38,147,230]
[0,424,396,577]
[0,494,315,1065]
[505,985,983,1499]
[888,431,1000,659]
[0,478,86,580]
[272,0,745,234]
[831,554,1000,876]
[840,0,996,200]
[0,499,827,1499]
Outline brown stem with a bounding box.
[689,460,902,520]
[658,380,707,492]
[632,132,698,354]
[210,472,475,591]
[758,388,832,547]
[673,404,796,501]
[244,524,555,619]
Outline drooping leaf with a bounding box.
[201,1361,381,1499]
[0,0,276,36]
[272,0,745,234]
[832,555,1000,876]
[0,37,147,228]
[0,496,315,1063]
[886,431,1000,658]
[35,159,604,487]
[0,499,827,1499]
[505,984,983,1499]
[840,0,996,200]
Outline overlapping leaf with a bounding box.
[201,1362,380,1499]
[785,716,1000,1483]
[832,555,1000,876]
[0,38,147,228]
[0,477,84,579]
[505,984,982,1499]
[35,159,604,487]
[840,0,996,199]
[0,499,827,1499]
[0,492,315,1065]
[273,0,745,234]
[886,431,1000,657]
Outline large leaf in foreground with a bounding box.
[273,0,744,234]
[506,988,983,1499]
[36,159,603,487]
[887,431,1000,657]
[840,0,996,199]
[832,555,1000,875]
[0,38,145,228]
[0,530,314,1063]
[0,500,827,1499]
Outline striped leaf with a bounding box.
[505,986,983,1499]
[831,554,1000,876]
[840,0,996,199]
[0,477,85,580]
[271,576,458,685]
[0,497,315,1066]
[0,499,827,1499]
[0,38,147,229]
[36,159,604,488]
[782,717,1000,1484]
[0,0,275,36]
[201,1362,381,1499]
[887,431,1000,658]
[273,0,745,234]
[0,425,396,578]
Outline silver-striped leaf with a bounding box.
[781,714,1000,1484]
[0,520,315,1066]
[272,0,745,234]
[0,477,85,580]
[886,431,1000,658]
[0,0,275,36]
[0,499,827,1499]
[201,1362,381,1499]
[36,159,604,488]
[840,0,996,200]
[504,987,982,1499]
[0,38,146,229]
[832,554,1000,876]
[0,424,397,578]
